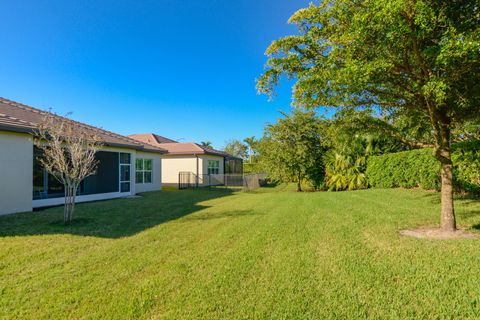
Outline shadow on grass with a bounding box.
[0,188,236,239]
[471,224,480,231]
[181,209,262,221]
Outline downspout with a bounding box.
[224,157,226,185]
[195,154,199,187]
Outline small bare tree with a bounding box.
[34,112,101,223]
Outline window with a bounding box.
[119,152,131,192]
[207,160,220,174]
[135,158,153,184]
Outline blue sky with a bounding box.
[0,0,311,149]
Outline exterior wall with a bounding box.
[199,155,225,175]
[134,151,162,193]
[161,155,198,185]
[199,155,225,186]
[161,154,226,186]
[0,131,33,215]
[33,192,129,208]
[0,132,163,214]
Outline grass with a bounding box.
[1,186,480,319]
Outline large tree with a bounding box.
[258,109,324,191]
[257,0,480,232]
[224,139,248,159]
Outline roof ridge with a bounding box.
[152,133,177,143]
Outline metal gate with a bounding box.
[178,172,196,189]
[179,172,267,191]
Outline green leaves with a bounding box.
[258,0,480,123]
[325,153,368,191]
[224,140,248,159]
[366,148,441,190]
[257,109,325,189]
[366,141,480,193]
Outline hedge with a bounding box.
[366,141,480,193]
[366,148,440,190]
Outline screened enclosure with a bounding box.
[33,148,131,200]
[225,157,243,175]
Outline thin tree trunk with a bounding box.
[64,186,69,224]
[71,184,78,222]
[66,184,70,223]
[297,173,302,192]
[440,161,456,231]
[64,181,74,224]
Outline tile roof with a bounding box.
[129,133,230,157]
[0,97,166,154]
[129,133,177,145]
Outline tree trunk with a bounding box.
[64,181,75,224]
[440,161,456,232]
[297,173,302,192]
[433,120,456,232]
[64,187,69,224]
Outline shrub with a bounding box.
[452,140,480,194]
[366,141,480,193]
[366,148,440,190]
[325,152,368,191]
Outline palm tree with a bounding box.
[324,152,368,191]
[243,136,257,164]
[200,141,213,148]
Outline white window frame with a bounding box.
[135,158,153,184]
[119,152,131,193]
[207,160,220,175]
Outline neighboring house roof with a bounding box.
[129,133,177,145]
[129,133,230,157]
[0,97,166,154]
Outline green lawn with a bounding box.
[1,186,480,319]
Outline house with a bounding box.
[129,133,243,187]
[0,98,166,215]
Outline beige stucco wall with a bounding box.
[198,155,224,175]
[161,155,198,185]
[199,155,225,185]
[134,151,162,193]
[161,154,226,186]
[0,131,33,215]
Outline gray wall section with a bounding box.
[0,131,33,215]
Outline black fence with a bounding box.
[178,172,267,191]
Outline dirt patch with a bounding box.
[400,226,479,240]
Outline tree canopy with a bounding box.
[258,0,480,232]
[223,139,248,159]
[200,141,213,148]
[258,109,324,191]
